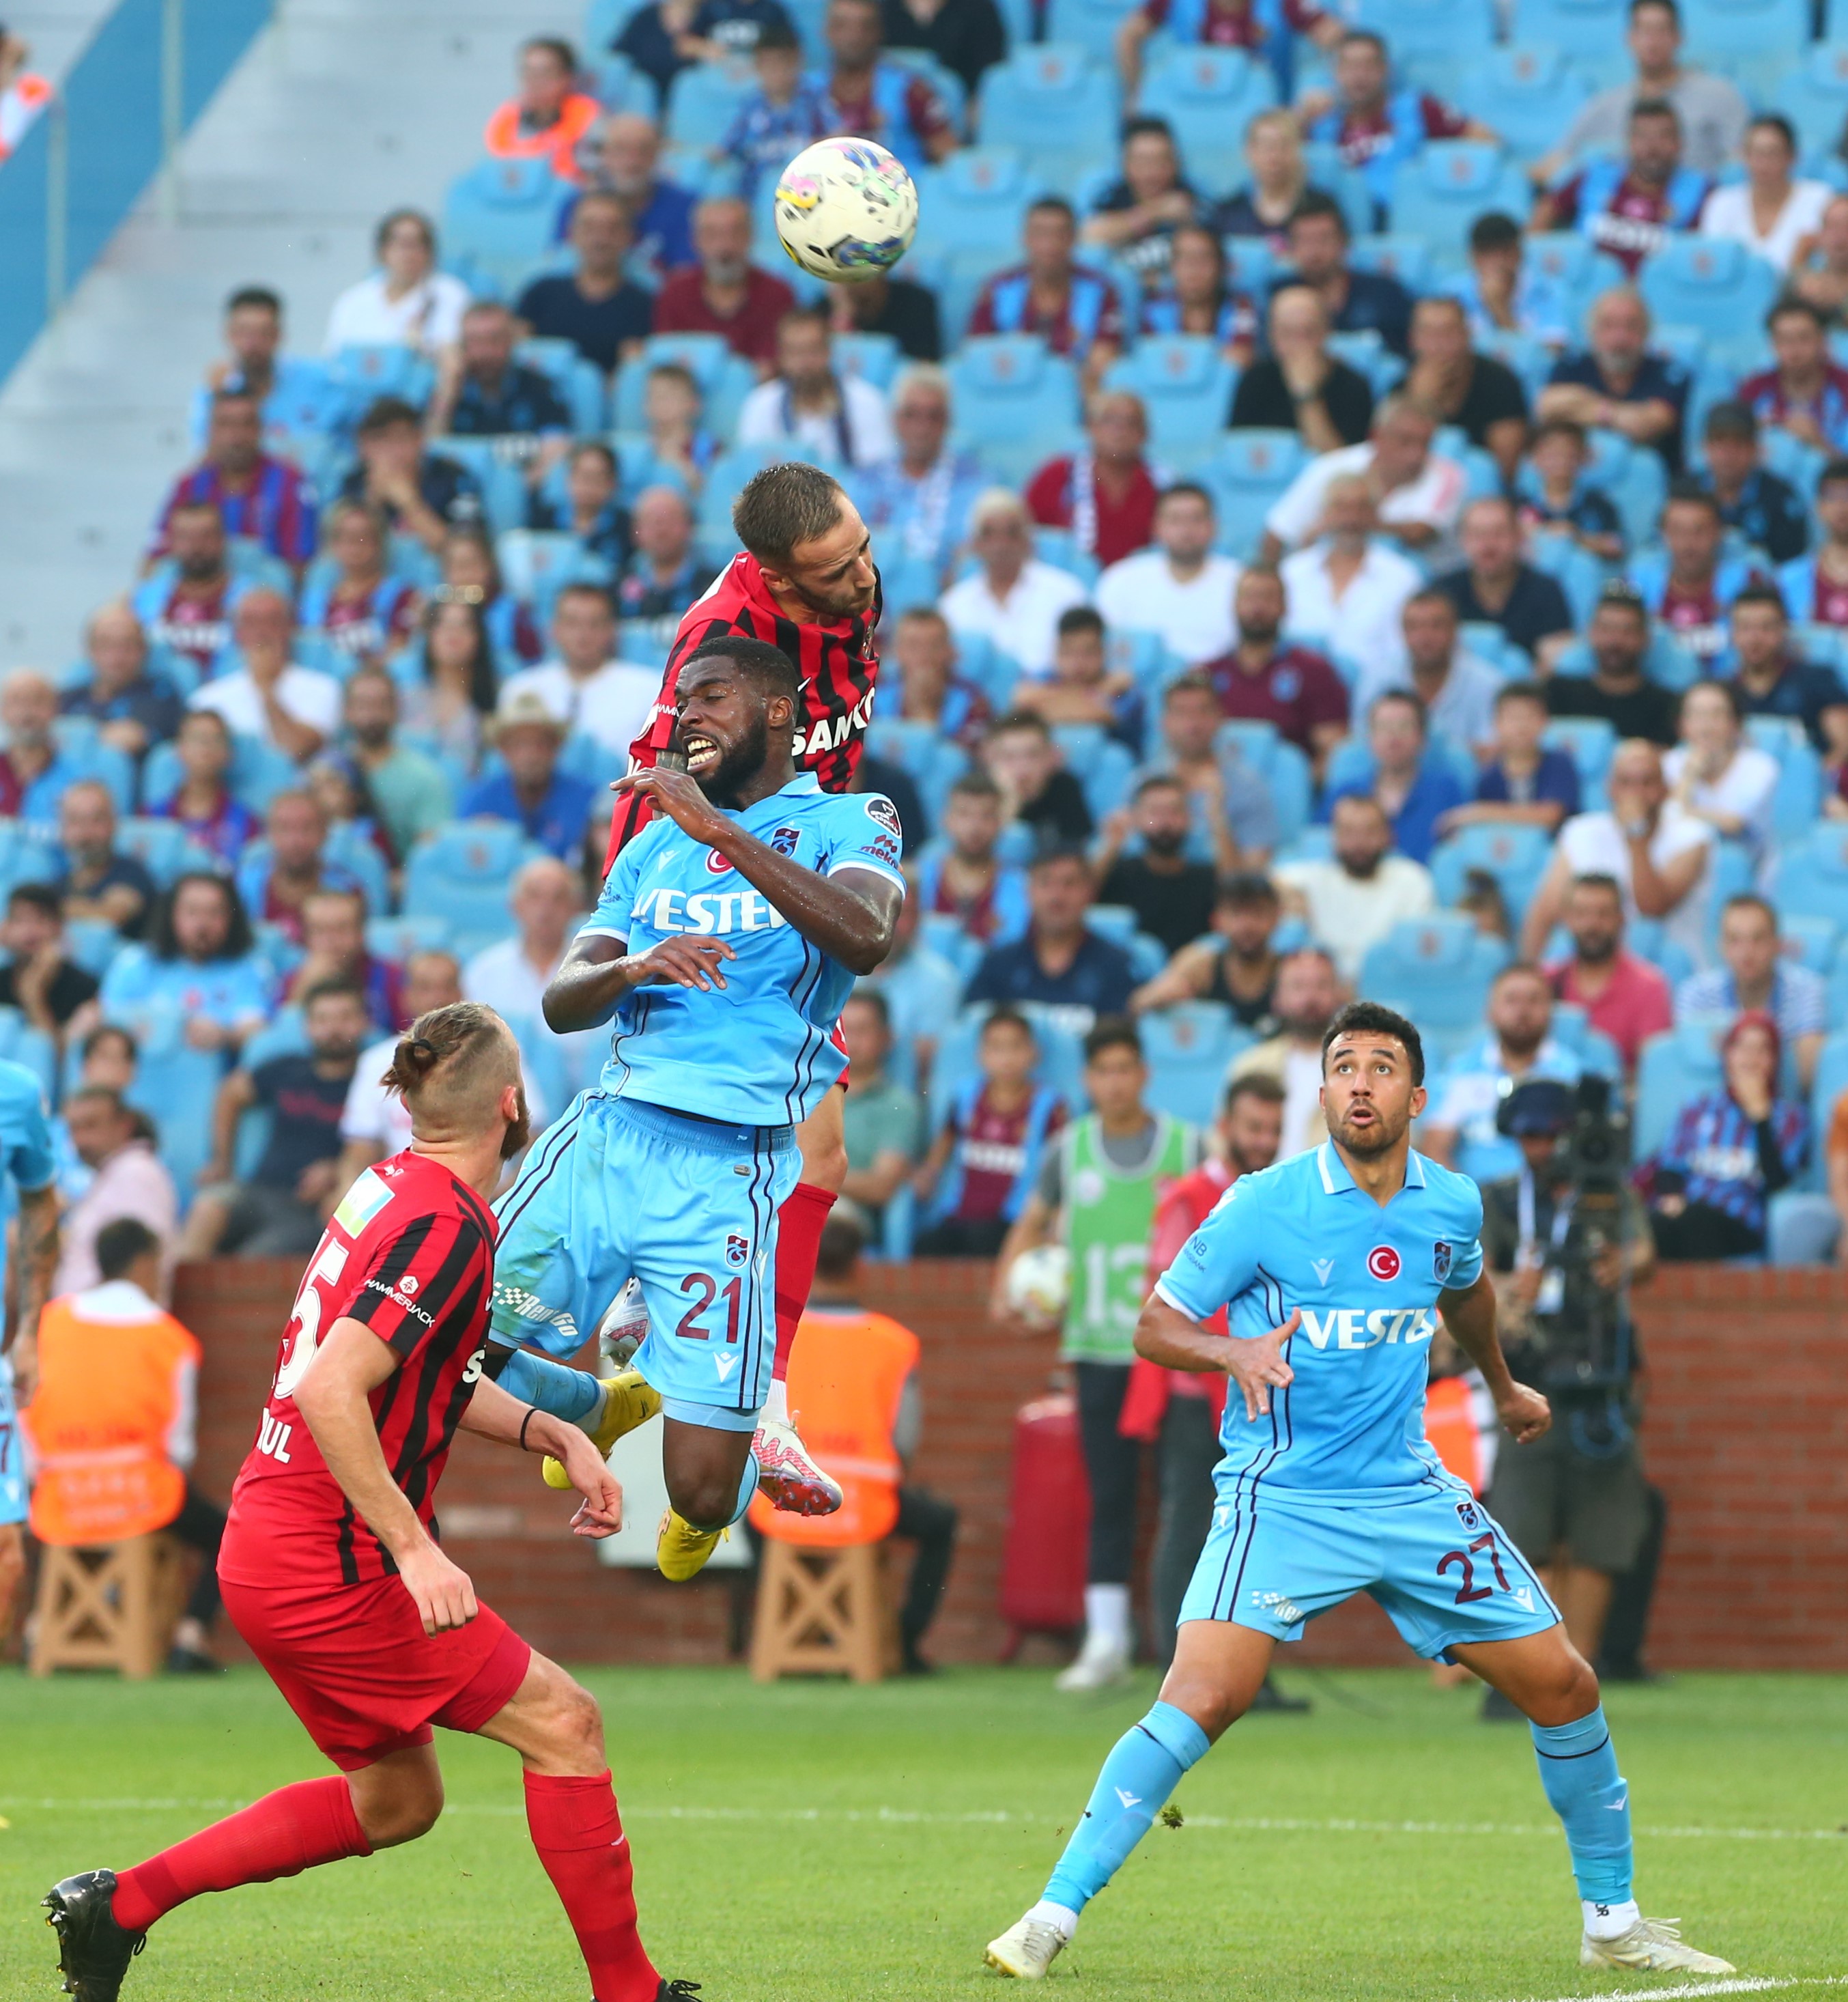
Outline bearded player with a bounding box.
[44,1004,697,2002]
[487,460,882,1519]
[984,1002,1733,1983]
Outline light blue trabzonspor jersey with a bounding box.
[0,1056,56,1301]
[1155,1142,1485,1505]
[581,774,907,1129]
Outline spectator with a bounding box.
[1201,566,1350,775]
[1229,283,1374,449]
[1081,116,1199,287]
[0,884,98,1041]
[1137,227,1255,364]
[440,524,543,664]
[1447,681,1582,836]
[482,35,601,182]
[968,198,1125,371]
[150,388,317,569]
[283,888,402,1029]
[1011,606,1143,751]
[1728,584,1848,765]
[1701,113,1831,272]
[178,980,371,1261]
[1403,295,1529,483]
[838,991,925,1239]
[0,668,83,818]
[1023,391,1158,569]
[1793,192,1848,321]
[1226,945,1342,1157]
[560,115,697,286]
[51,1026,141,1204]
[307,753,395,881]
[148,710,259,866]
[1646,1011,1805,1260]
[1665,677,1779,873]
[335,952,477,1189]
[879,0,1006,98]
[1780,456,1848,629]
[965,847,1135,1030]
[1296,30,1490,225]
[53,782,157,941]
[1208,109,1333,253]
[652,195,798,370]
[825,264,944,362]
[1275,474,1424,686]
[1278,791,1435,978]
[193,284,328,451]
[814,0,956,172]
[981,710,1094,847]
[1421,963,1586,1183]
[513,192,653,378]
[1539,0,1747,180]
[614,485,716,623]
[101,872,268,1051]
[427,300,572,469]
[457,852,578,1015]
[1523,739,1712,967]
[1699,401,1809,569]
[864,894,963,1084]
[1518,416,1627,564]
[298,500,419,668]
[460,690,601,863]
[939,490,1089,677]
[612,0,787,104]
[341,666,453,859]
[1093,773,1219,957]
[233,790,363,944]
[1449,211,1573,350]
[913,1008,1065,1256]
[1137,672,1276,873]
[526,440,632,568]
[913,771,1029,944]
[1738,298,1848,457]
[1677,892,1825,1088]
[399,596,500,767]
[736,305,898,468]
[502,582,658,754]
[188,587,341,762]
[1354,592,1504,763]
[892,608,990,746]
[1434,497,1573,668]
[1539,285,1690,472]
[1095,482,1240,667]
[1546,580,1680,742]
[1531,97,1709,279]
[720,23,829,199]
[59,604,183,760]
[640,361,718,494]
[322,208,470,357]
[1330,688,1468,864]
[336,395,484,554]
[853,365,983,579]
[1541,871,1673,1073]
[133,498,242,680]
[51,1089,179,1297]
[1133,869,1281,1026]
[1262,395,1467,565]
[1269,189,1414,356]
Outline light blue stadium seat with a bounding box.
[1214,720,1312,848]
[1350,0,1496,67]
[515,336,608,433]
[1548,1002,1623,1078]
[322,822,394,916]
[975,46,1122,197]
[1524,532,1608,628]
[1475,327,1554,401]
[586,50,657,118]
[664,60,755,146]
[1137,47,1277,190]
[49,737,136,817]
[1682,0,1812,94]
[1324,734,1477,800]
[425,436,530,537]
[867,720,971,821]
[1544,716,1618,804]
[0,1006,56,1099]
[1103,337,1238,471]
[1199,429,1308,559]
[1777,42,1848,158]
[405,821,548,955]
[1638,238,1782,345]
[1581,427,1669,550]
[61,919,124,979]
[1387,144,1535,260]
[1778,912,1839,974]
[696,441,846,558]
[1358,914,1511,1030]
[1773,819,1848,929]
[612,332,760,435]
[1509,0,1632,83]
[1141,1001,1255,1122]
[1744,716,1825,842]
[1300,144,1376,240]
[883,46,969,128]
[323,343,438,432]
[1428,823,1554,927]
[442,155,574,300]
[1045,0,1139,62]
[834,331,904,391]
[1324,326,1405,397]
[367,913,453,963]
[118,1020,224,1200]
[946,335,1084,485]
[1347,234,1436,298]
[918,912,983,981]
[1523,234,1629,343]
[1634,1019,1725,1159]
[496,528,614,625]
[115,817,216,889]
[913,146,1046,264]
[1050,724,1137,820]
[1468,46,1594,165]
[139,733,296,817]
[1221,237,1274,296]
[1029,527,1100,586]
[0,825,62,894]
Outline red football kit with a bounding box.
[1120,1159,1234,1441]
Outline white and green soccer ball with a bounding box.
[773,137,919,283]
[1004,1243,1070,1325]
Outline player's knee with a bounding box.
[532,1676,606,1763]
[1526,1643,1602,1727]
[671,1470,739,1529]
[357,1775,445,1849]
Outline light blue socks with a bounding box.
[1531,1705,1634,1908]
[1042,1702,1212,1917]
[492,1347,605,1426]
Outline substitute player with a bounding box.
[0,1055,59,1645]
[491,460,881,1517]
[489,634,904,1581]
[44,1003,697,2002]
[984,1002,1733,1983]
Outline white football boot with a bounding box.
[984,1912,1069,1979]
[1580,1917,1735,1974]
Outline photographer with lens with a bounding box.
[1477,1077,1655,1718]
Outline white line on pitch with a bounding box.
[1487,1978,1846,2002]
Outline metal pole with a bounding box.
[159,0,184,224]
[45,94,67,313]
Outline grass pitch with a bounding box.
[1,1665,1844,2001]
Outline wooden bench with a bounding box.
[29,1534,184,1679]
[750,1540,900,1684]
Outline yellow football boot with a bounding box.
[540,1370,662,1489]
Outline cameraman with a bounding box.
[1478,1079,1655,1715]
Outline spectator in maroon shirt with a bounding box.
[1543,871,1673,1075]
[1531,98,1709,279]
[1737,298,1848,457]
[1115,0,1337,98]
[651,194,796,371]
[134,500,242,680]
[150,388,317,569]
[1024,391,1159,568]
[968,199,1125,381]
[1202,566,1350,779]
[817,0,956,172]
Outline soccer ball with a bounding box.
[1004,1243,1070,1325]
[773,137,919,284]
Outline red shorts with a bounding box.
[222,1572,532,1773]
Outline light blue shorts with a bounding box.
[0,1357,25,1527]
[491,1092,797,1421]
[1179,1468,1560,1661]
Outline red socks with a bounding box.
[524,1770,657,2002]
[772,1181,836,1382]
[112,1776,371,1932]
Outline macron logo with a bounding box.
[1114,1789,1141,1809]
[1312,1258,1335,1284]
[715,1354,739,1383]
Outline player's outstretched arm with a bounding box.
[1438,1270,1551,1443]
[543,929,737,1031]
[1134,1293,1300,1422]
[5,1180,59,1401]
[293,1318,479,1634]
[458,1377,623,1538]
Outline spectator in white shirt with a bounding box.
[323,208,470,358]
[500,582,659,756]
[1699,114,1832,274]
[1261,394,1468,567]
[1354,588,1505,759]
[1275,791,1436,981]
[188,587,340,762]
[51,1086,179,1296]
[736,304,897,470]
[1094,481,1240,665]
[1277,475,1423,685]
[1664,677,1779,876]
[462,854,606,1079]
[939,488,1090,678]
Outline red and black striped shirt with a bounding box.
[220,1151,498,1590]
[601,550,883,871]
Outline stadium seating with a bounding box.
[1136,47,1277,191]
[1386,145,1536,262]
[1199,430,1309,558]
[440,156,572,300]
[1638,240,1782,358]
[1776,43,1848,158]
[1428,823,1554,927]
[1683,0,1815,94]
[613,333,759,436]
[1508,0,1632,83]
[496,528,614,627]
[1101,337,1238,471]
[1772,820,1848,929]
[426,438,530,537]
[1468,46,1594,165]
[1358,915,1511,1032]
[1214,721,1313,849]
[1634,1019,1726,1158]
[516,337,608,434]
[1045,0,1141,64]
[946,336,1084,485]
[975,46,1122,197]
[913,147,1047,266]
[404,822,545,955]
[1139,1002,1255,1121]
[664,62,754,147]
[1349,0,1496,69]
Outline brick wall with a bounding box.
[180,1260,1848,1671]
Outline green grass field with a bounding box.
[1,1665,1843,2001]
